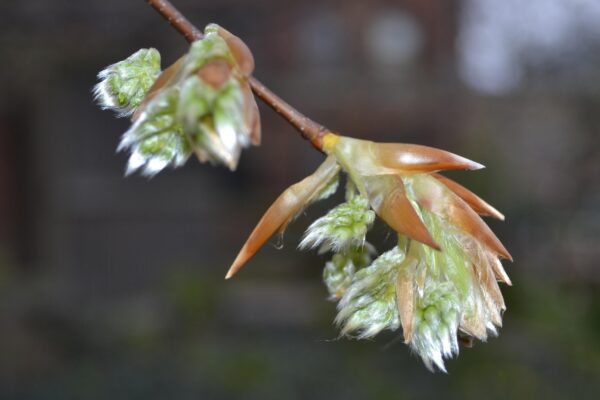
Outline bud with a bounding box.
[171,24,260,170]
[299,196,375,252]
[94,48,161,117]
[118,87,191,176]
[409,281,460,372]
[323,243,376,299]
[177,75,244,170]
[335,246,405,338]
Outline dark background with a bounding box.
[0,0,599,399]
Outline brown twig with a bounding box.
[146,0,327,150]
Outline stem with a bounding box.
[146,0,327,151]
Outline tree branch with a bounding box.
[146,0,327,151]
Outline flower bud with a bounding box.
[174,25,260,170]
[336,246,405,338]
[410,282,460,372]
[118,87,191,176]
[323,243,376,299]
[177,75,249,170]
[94,48,161,117]
[300,196,375,252]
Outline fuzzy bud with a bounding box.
[118,88,191,176]
[177,75,250,170]
[94,48,161,117]
[323,243,376,299]
[335,246,405,338]
[410,282,460,372]
[300,197,375,252]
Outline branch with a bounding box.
[146,0,328,151]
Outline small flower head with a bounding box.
[94,48,161,117]
[299,196,375,252]
[118,87,193,176]
[335,247,405,338]
[323,243,376,299]
[177,74,251,170]
[410,281,460,372]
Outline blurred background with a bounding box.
[1,0,599,398]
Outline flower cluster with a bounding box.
[226,133,512,372]
[94,24,260,175]
[94,20,512,372]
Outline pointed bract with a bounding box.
[376,143,485,173]
[409,175,512,261]
[396,269,416,343]
[241,82,261,145]
[433,173,504,220]
[490,256,512,285]
[226,156,340,278]
[364,175,440,250]
[208,24,255,77]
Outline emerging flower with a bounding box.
[94,48,162,117]
[227,132,512,372]
[322,242,376,299]
[335,246,405,338]
[95,24,260,175]
[299,196,375,252]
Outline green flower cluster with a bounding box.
[335,246,405,338]
[118,88,191,175]
[410,282,460,372]
[322,243,375,299]
[300,196,375,252]
[95,24,260,176]
[299,186,377,300]
[94,48,161,116]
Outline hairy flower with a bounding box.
[336,247,405,338]
[409,281,460,372]
[118,87,191,176]
[299,196,375,252]
[322,243,376,299]
[94,48,161,117]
